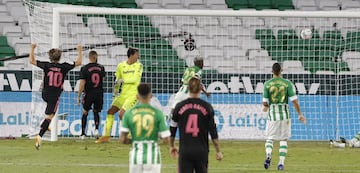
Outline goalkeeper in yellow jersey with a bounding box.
[96,47,143,143]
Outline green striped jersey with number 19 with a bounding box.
[263,77,298,121]
[181,66,202,85]
[121,103,170,165]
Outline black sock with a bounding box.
[81,113,88,135]
[39,118,51,137]
[94,111,100,130]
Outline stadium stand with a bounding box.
[0,0,355,74]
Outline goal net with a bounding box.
[24,0,360,141]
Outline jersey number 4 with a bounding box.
[186,114,200,137]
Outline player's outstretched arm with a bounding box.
[292,99,306,125]
[74,44,83,66]
[29,43,37,65]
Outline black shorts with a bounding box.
[178,151,208,173]
[42,92,60,115]
[82,92,103,112]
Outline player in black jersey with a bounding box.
[29,43,83,150]
[169,77,223,173]
[77,50,105,140]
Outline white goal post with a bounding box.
[25,0,360,141]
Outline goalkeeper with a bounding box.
[96,47,143,143]
[330,132,360,148]
[170,56,210,119]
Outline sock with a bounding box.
[81,112,88,135]
[279,141,288,165]
[105,114,114,137]
[94,111,100,130]
[39,118,51,137]
[265,139,273,158]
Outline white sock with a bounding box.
[265,139,273,158]
[279,141,288,165]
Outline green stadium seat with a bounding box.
[260,39,283,50]
[128,16,151,26]
[0,47,15,56]
[286,39,307,50]
[225,0,250,10]
[255,29,275,39]
[344,40,360,51]
[68,0,92,6]
[0,36,8,47]
[268,49,292,61]
[150,40,171,49]
[91,0,114,7]
[278,29,298,40]
[323,39,344,50]
[250,0,273,10]
[317,51,337,61]
[303,61,336,73]
[306,39,323,50]
[272,0,294,10]
[323,30,343,40]
[310,30,321,39]
[113,0,138,8]
[48,0,68,4]
[136,26,160,37]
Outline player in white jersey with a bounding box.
[262,63,306,170]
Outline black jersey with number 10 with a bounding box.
[172,98,218,154]
[36,60,75,96]
[80,63,105,94]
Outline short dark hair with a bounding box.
[272,63,282,76]
[127,47,139,58]
[138,83,151,98]
[48,48,62,62]
[188,77,201,94]
[89,50,98,59]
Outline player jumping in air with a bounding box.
[170,77,223,173]
[262,63,306,170]
[330,132,360,148]
[30,43,83,150]
[96,47,143,143]
[170,56,210,120]
[77,50,105,140]
[120,83,170,173]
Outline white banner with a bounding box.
[213,104,267,140]
[0,102,31,137]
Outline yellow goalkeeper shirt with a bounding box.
[115,61,143,95]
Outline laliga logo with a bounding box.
[214,110,224,132]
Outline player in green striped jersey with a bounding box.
[170,56,210,120]
[330,132,360,148]
[120,83,170,173]
[262,63,306,170]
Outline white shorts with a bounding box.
[265,119,291,140]
[130,164,161,173]
[172,85,189,109]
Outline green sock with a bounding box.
[105,114,114,137]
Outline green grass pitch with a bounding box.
[0,138,360,173]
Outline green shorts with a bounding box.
[112,93,137,111]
